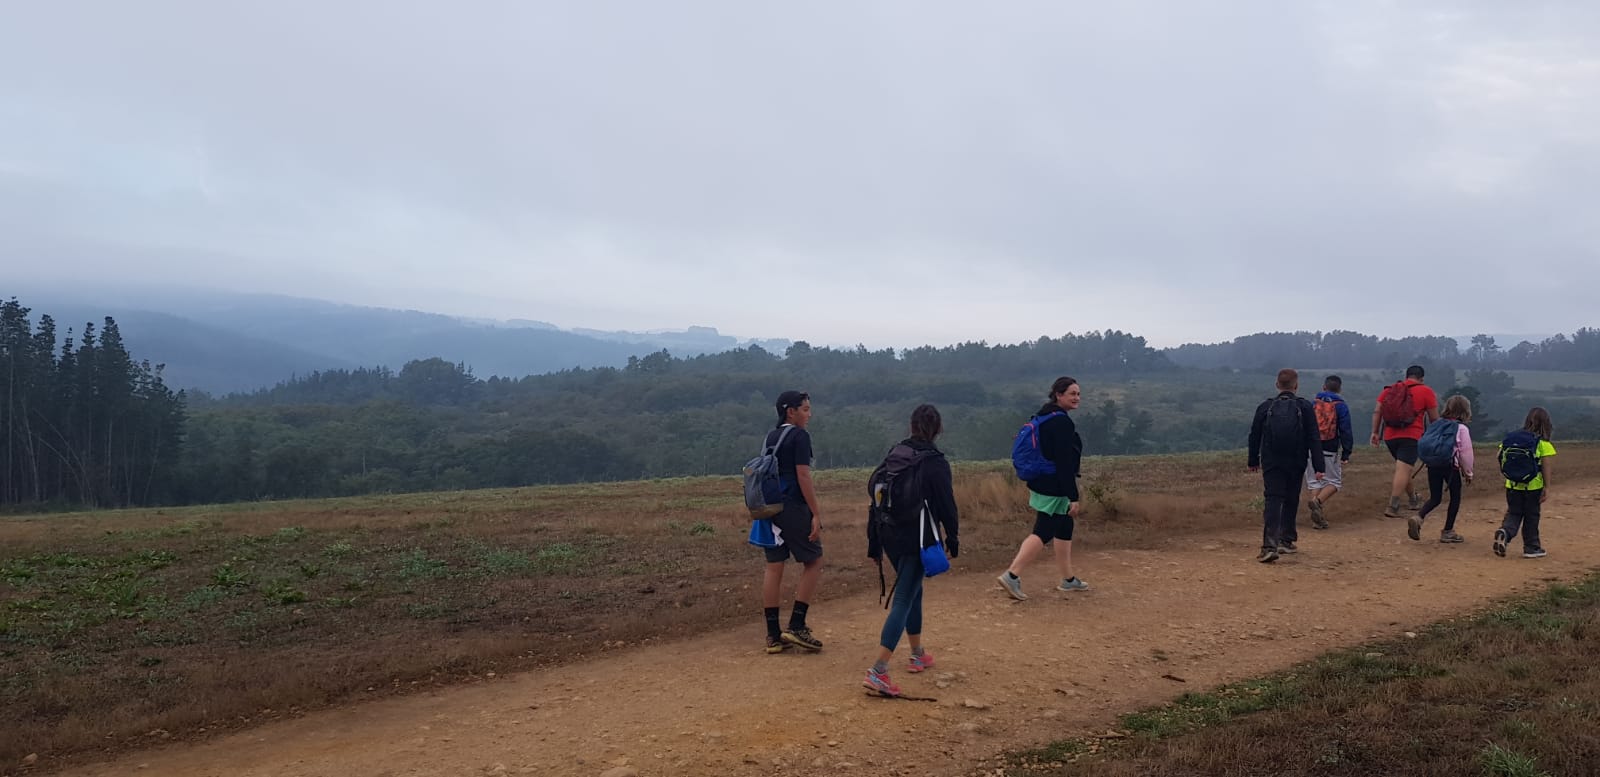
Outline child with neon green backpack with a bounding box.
[1492,407,1557,559]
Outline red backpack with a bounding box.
[1379,381,1416,428]
[1314,397,1340,441]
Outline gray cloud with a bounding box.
[3,1,1597,348]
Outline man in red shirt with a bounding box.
[1369,365,1441,517]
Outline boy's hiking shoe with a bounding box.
[1407,515,1423,541]
[781,627,823,651]
[1057,577,1090,592]
[1309,499,1329,529]
[907,651,935,673]
[1523,548,1548,559]
[1276,541,1297,554]
[1257,547,1279,563]
[765,636,789,654]
[1492,529,1508,558]
[1439,530,1464,543]
[997,573,1027,601]
[863,669,902,697]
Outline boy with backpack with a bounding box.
[754,391,825,653]
[1370,365,1440,517]
[1306,375,1353,530]
[1493,408,1558,559]
[1248,369,1324,563]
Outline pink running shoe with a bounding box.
[907,651,935,673]
[863,668,902,697]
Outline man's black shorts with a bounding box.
[1386,438,1419,466]
[764,502,823,563]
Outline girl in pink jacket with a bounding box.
[1410,395,1475,543]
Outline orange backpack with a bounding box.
[1314,397,1340,442]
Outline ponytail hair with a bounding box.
[910,404,942,442]
[1048,376,1078,401]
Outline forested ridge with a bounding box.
[5,294,1599,511]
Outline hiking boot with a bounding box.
[1493,529,1508,558]
[781,627,823,651]
[1439,530,1465,544]
[1523,548,1548,559]
[997,573,1027,601]
[1257,547,1279,563]
[1309,499,1329,530]
[1276,541,1297,554]
[907,651,935,674]
[1407,515,1423,541]
[863,668,902,697]
[1057,577,1090,592]
[1408,491,1422,510]
[1383,498,1405,518]
[765,636,789,654]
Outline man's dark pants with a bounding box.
[1262,465,1303,550]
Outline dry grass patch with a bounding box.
[1006,574,1600,777]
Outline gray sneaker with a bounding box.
[1309,499,1329,530]
[1257,547,1279,563]
[1056,577,1089,592]
[1439,530,1464,543]
[1407,491,1422,510]
[1407,515,1422,541]
[997,573,1027,601]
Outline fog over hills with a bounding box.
[7,283,790,394]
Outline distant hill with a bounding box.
[7,285,791,394]
[22,304,353,395]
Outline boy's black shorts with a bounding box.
[764,503,823,563]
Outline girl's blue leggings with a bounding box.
[879,552,925,651]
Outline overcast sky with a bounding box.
[2,2,1596,348]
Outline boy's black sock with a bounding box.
[788,601,809,630]
[764,607,781,639]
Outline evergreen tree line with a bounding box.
[6,295,1600,511]
[0,300,185,510]
[1168,330,1600,372]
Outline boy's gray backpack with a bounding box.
[743,425,795,520]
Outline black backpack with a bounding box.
[865,444,936,604]
[1262,396,1305,458]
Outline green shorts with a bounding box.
[1028,490,1073,516]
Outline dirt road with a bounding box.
[63,484,1600,777]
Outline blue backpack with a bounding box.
[743,425,795,520]
[1499,430,1543,484]
[1011,412,1064,481]
[1418,419,1460,467]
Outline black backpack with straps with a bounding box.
[866,443,937,606]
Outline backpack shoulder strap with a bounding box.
[765,424,795,454]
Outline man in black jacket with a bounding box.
[1248,369,1325,563]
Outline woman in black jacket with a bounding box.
[997,376,1086,601]
[863,404,959,697]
